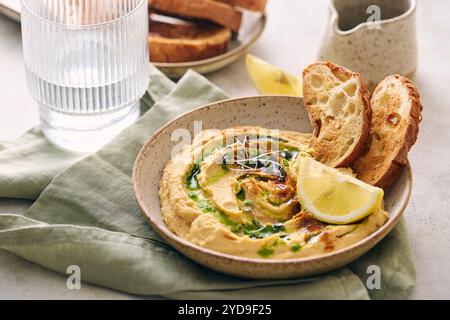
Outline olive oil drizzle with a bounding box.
[185,136,300,242]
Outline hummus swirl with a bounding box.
[159,127,388,259]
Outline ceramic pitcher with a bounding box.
[319,0,417,90]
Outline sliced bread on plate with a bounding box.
[149,15,231,63]
[149,0,242,32]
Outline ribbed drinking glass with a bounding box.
[20,0,150,152]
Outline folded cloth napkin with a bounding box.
[0,65,415,299]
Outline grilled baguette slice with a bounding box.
[149,0,242,32]
[216,0,267,12]
[354,75,423,189]
[303,62,371,168]
[149,16,231,63]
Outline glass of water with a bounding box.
[20,0,150,152]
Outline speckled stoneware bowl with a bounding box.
[133,96,412,279]
[319,0,417,90]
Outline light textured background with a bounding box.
[0,0,449,299]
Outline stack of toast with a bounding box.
[148,0,267,63]
[302,62,423,189]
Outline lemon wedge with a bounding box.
[297,157,384,224]
[245,54,303,97]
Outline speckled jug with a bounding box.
[319,0,417,90]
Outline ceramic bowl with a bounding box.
[133,96,412,279]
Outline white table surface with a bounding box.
[1,0,449,300]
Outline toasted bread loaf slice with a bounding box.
[216,0,267,12]
[149,15,231,63]
[354,75,423,189]
[149,0,242,32]
[303,62,371,168]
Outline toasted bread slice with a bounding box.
[354,75,423,189]
[149,15,231,63]
[303,62,371,168]
[216,0,267,12]
[149,0,242,32]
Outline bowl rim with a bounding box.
[133,95,413,265]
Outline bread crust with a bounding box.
[354,75,423,189]
[216,0,267,12]
[149,17,231,63]
[303,61,372,168]
[149,0,242,32]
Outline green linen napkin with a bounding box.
[0,65,415,299]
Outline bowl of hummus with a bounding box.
[133,96,412,279]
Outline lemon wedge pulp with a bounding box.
[297,157,384,224]
[245,54,303,97]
